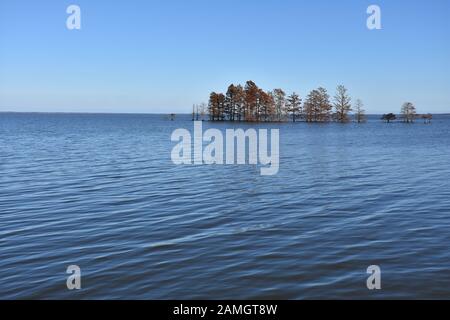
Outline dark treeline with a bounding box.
[207,81,365,123]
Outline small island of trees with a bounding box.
[207,81,359,123]
[198,80,431,124]
[381,103,433,124]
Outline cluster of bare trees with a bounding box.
[401,102,417,123]
[192,103,207,121]
[381,102,432,123]
[207,81,366,123]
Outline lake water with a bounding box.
[1,112,450,299]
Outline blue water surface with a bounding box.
[1,113,449,299]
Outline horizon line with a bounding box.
[1,111,449,116]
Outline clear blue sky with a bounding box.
[0,0,449,114]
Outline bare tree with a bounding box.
[319,87,332,122]
[354,99,366,123]
[286,92,302,122]
[199,102,207,121]
[401,102,417,123]
[273,89,287,122]
[333,85,352,123]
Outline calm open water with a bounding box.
[1,112,450,299]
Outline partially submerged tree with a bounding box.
[381,113,396,123]
[304,89,316,122]
[317,87,332,122]
[401,102,417,123]
[286,92,302,122]
[244,81,260,122]
[354,99,366,123]
[303,87,332,122]
[273,89,287,122]
[208,92,225,121]
[225,84,245,121]
[198,102,207,121]
[260,90,275,122]
[421,113,433,124]
[333,85,352,123]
